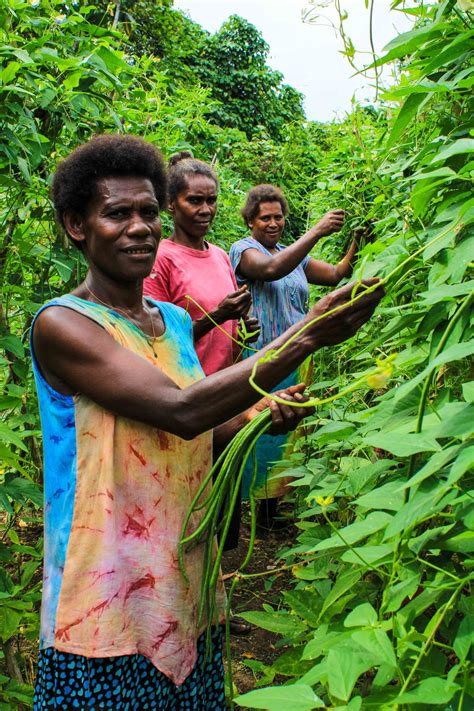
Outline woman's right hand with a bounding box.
[304,278,385,347]
[313,209,345,237]
[214,285,252,323]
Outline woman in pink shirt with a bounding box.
[144,152,257,376]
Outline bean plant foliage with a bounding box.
[0,0,472,709]
[233,2,474,710]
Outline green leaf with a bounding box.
[0,607,22,643]
[235,685,325,710]
[453,615,473,663]
[430,138,474,164]
[403,445,460,489]
[386,93,429,149]
[394,677,460,705]
[327,645,373,702]
[385,573,421,613]
[283,589,321,626]
[418,280,474,304]
[447,445,474,486]
[365,432,441,457]
[355,480,405,511]
[394,340,474,402]
[319,570,362,619]
[352,629,397,668]
[310,421,355,445]
[439,530,474,553]
[344,603,378,628]
[239,610,307,636]
[462,381,474,402]
[311,512,393,552]
[341,544,393,566]
[384,485,454,539]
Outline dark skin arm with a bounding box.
[304,232,361,286]
[213,383,311,452]
[32,280,384,440]
[237,210,345,282]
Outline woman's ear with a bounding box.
[63,211,87,249]
[168,200,175,214]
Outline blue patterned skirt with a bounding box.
[34,627,225,710]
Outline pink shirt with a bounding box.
[144,239,238,375]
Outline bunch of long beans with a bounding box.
[179,409,270,628]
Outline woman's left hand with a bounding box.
[240,316,260,343]
[247,383,315,435]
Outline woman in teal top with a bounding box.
[229,184,365,524]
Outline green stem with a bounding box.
[396,582,464,699]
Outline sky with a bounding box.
[173,0,415,122]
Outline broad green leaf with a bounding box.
[365,432,441,457]
[418,280,474,304]
[447,445,474,486]
[403,445,460,489]
[344,603,377,628]
[453,615,473,662]
[430,138,474,164]
[283,589,321,626]
[327,645,373,702]
[0,608,22,643]
[341,544,393,566]
[239,610,307,636]
[386,93,429,149]
[319,570,362,619]
[309,421,355,445]
[439,530,474,553]
[432,403,474,440]
[394,340,474,402]
[385,573,421,613]
[351,629,397,668]
[298,660,327,686]
[462,381,474,402]
[355,479,405,511]
[377,24,447,64]
[384,486,455,539]
[235,685,325,710]
[310,512,393,552]
[394,677,460,705]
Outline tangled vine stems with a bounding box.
[184,294,259,354]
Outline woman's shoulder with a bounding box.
[229,236,263,254]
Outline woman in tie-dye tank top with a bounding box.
[31,135,383,708]
[229,185,367,527]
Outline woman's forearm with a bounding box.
[335,239,358,280]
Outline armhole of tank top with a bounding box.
[30,301,108,403]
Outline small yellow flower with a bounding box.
[367,355,396,390]
[315,495,334,507]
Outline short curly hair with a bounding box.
[241,184,289,226]
[52,134,167,245]
[168,150,218,202]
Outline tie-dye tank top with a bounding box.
[30,295,224,685]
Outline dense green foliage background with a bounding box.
[0,1,472,709]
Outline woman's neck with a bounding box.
[169,227,207,251]
[74,269,145,316]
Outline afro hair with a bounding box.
[52,134,167,242]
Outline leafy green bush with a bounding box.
[234,3,474,709]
